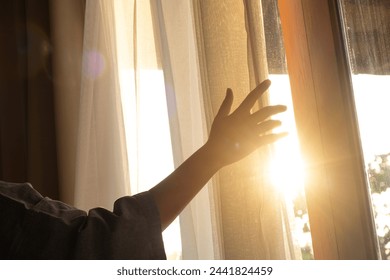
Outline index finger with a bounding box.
[237,79,271,113]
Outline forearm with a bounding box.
[149,143,221,231]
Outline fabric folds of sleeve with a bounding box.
[0,181,166,259]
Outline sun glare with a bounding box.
[267,74,314,258]
[268,75,306,200]
[268,149,306,200]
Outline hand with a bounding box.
[205,79,287,168]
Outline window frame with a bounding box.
[278,0,380,259]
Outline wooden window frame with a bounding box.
[278,0,380,259]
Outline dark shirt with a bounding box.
[0,181,166,259]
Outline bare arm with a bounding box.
[149,80,287,230]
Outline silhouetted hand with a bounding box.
[151,79,288,230]
[205,79,287,168]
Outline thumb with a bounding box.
[216,88,233,118]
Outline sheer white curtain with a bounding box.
[113,0,181,259]
[151,0,220,259]
[74,0,130,210]
[51,0,299,260]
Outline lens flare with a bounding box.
[83,50,105,79]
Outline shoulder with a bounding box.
[0,180,42,207]
[0,181,87,259]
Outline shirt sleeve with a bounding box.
[0,181,166,260]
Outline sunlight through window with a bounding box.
[268,74,313,259]
[119,69,182,260]
[268,75,306,201]
[262,0,314,259]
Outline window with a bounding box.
[339,0,390,259]
[279,0,379,259]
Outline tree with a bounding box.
[367,153,390,260]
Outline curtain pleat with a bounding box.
[49,0,85,204]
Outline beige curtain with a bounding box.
[192,0,298,259]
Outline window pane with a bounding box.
[339,0,390,260]
[262,0,314,260]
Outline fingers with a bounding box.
[237,79,271,113]
[216,88,234,119]
[257,132,288,147]
[250,105,287,124]
[255,120,282,135]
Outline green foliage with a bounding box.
[367,153,390,260]
[368,154,390,194]
[293,193,314,259]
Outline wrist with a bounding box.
[201,140,226,171]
